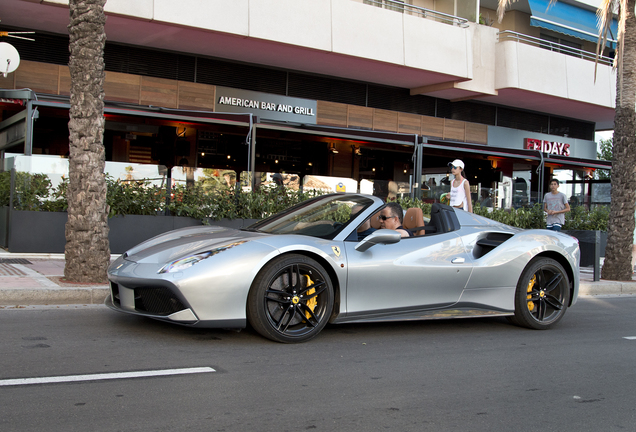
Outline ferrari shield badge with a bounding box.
[331,246,341,257]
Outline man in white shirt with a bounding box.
[544,179,570,231]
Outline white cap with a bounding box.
[448,159,465,169]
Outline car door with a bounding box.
[342,232,473,317]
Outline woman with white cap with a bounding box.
[448,159,472,213]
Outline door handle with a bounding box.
[451,257,465,264]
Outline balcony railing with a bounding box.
[498,30,614,67]
[362,0,469,28]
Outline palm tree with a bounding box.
[64,0,110,283]
[498,0,636,281]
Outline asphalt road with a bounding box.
[1,297,635,432]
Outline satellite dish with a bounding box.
[0,42,20,78]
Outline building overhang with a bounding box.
[423,138,611,171]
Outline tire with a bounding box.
[512,257,570,330]
[247,254,334,343]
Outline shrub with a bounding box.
[0,171,610,231]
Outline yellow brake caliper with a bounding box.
[527,274,536,312]
[304,275,317,320]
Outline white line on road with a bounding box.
[623,336,636,340]
[0,367,216,387]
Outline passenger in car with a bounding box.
[378,202,413,238]
[356,218,376,240]
[351,204,377,240]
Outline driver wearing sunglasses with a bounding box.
[378,202,413,238]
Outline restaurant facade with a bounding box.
[0,0,614,210]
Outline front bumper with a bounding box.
[106,278,199,324]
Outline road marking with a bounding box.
[0,367,215,387]
[624,336,636,340]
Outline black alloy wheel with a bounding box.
[247,254,334,343]
[510,257,570,329]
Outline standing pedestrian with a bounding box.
[448,159,473,213]
[544,179,570,231]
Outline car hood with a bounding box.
[122,225,269,264]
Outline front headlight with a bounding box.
[158,241,247,274]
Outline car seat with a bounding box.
[429,203,461,234]
[403,208,426,236]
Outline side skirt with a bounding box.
[332,304,513,324]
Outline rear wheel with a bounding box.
[511,257,570,329]
[247,254,334,343]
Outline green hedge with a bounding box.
[0,171,609,230]
[0,171,320,221]
[396,197,608,231]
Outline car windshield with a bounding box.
[245,194,375,239]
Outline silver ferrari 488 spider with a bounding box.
[106,193,580,343]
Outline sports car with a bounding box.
[106,193,580,343]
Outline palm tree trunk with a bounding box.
[602,0,636,281]
[64,0,110,283]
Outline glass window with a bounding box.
[455,0,477,22]
[247,194,375,239]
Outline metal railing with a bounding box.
[498,30,614,67]
[362,0,469,28]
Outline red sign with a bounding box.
[0,98,24,106]
[525,138,570,156]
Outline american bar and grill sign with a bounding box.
[215,86,317,124]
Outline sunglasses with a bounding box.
[378,215,394,221]
[451,165,461,170]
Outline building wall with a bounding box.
[483,8,539,38]
[14,0,616,114]
[495,41,616,108]
[2,60,489,144]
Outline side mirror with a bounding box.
[355,229,401,252]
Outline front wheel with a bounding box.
[247,254,334,343]
[511,257,570,330]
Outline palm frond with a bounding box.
[497,0,515,23]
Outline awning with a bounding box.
[528,0,617,48]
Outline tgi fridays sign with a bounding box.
[215,86,317,124]
[525,138,571,156]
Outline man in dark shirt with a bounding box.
[378,202,413,238]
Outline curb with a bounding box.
[0,287,109,306]
[579,280,636,296]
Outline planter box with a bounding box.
[2,208,259,254]
[0,206,9,248]
[8,209,68,253]
[563,230,607,267]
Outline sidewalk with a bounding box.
[0,253,634,306]
[0,254,110,306]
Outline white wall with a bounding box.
[496,40,615,108]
